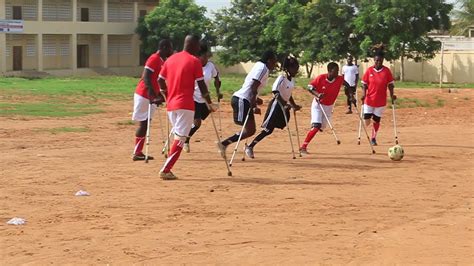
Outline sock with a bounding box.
[301,128,319,149]
[372,122,380,139]
[222,133,240,146]
[133,137,145,155]
[249,130,271,148]
[188,125,199,138]
[161,139,184,173]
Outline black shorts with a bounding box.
[231,96,255,126]
[261,98,290,131]
[344,85,356,95]
[194,102,210,120]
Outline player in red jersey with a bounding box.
[157,35,217,180]
[131,39,173,161]
[361,48,396,146]
[300,62,347,154]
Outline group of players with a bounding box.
[131,35,396,180]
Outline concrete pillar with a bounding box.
[133,1,138,22]
[72,0,77,22]
[37,34,43,71]
[38,0,42,21]
[0,34,6,74]
[132,34,140,66]
[103,0,108,22]
[0,0,5,19]
[101,34,108,68]
[71,34,77,72]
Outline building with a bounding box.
[0,0,158,76]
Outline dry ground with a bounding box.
[1,88,473,264]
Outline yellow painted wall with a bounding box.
[5,34,37,71]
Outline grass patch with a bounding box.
[0,102,102,117]
[117,120,135,126]
[394,98,431,108]
[436,99,446,107]
[35,126,90,134]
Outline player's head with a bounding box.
[184,34,201,56]
[282,56,299,78]
[198,40,212,66]
[347,55,353,65]
[327,62,339,80]
[260,50,278,71]
[372,43,385,69]
[158,39,173,58]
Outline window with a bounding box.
[81,8,89,22]
[13,6,22,20]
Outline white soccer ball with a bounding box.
[388,145,404,161]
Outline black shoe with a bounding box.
[132,154,154,161]
[345,109,353,114]
[370,138,378,146]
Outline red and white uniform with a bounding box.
[159,51,204,137]
[361,66,394,117]
[309,74,344,128]
[132,52,164,121]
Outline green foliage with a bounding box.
[450,0,474,36]
[36,127,91,134]
[136,0,211,55]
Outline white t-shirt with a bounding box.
[193,61,218,103]
[272,74,295,102]
[233,61,269,101]
[342,64,359,87]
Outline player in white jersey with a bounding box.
[184,41,222,152]
[244,56,301,159]
[218,50,278,157]
[341,55,359,114]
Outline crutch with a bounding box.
[391,100,399,144]
[357,104,363,145]
[316,99,341,145]
[241,141,247,162]
[161,129,173,156]
[144,104,152,163]
[352,101,376,154]
[207,104,232,176]
[229,109,252,167]
[293,109,302,157]
[218,98,223,136]
[276,99,296,159]
[156,106,166,144]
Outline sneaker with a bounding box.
[183,143,190,153]
[345,109,353,114]
[371,138,378,146]
[132,154,154,161]
[299,148,309,155]
[217,141,227,159]
[159,171,178,180]
[244,144,255,159]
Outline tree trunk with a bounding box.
[400,44,405,82]
[305,62,314,78]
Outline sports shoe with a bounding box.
[345,109,353,114]
[159,171,178,180]
[299,148,309,155]
[183,143,190,153]
[371,138,378,146]
[132,154,154,161]
[244,144,255,159]
[217,141,227,159]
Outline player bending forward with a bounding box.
[244,56,301,159]
[300,62,347,154]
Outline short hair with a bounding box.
[198,40,209,56]
[374,49,385,58]
[327,62,339,71]
[159,39,172,50]
[282,56,299,72]
[260,50,276,64]
[372,43,385,58]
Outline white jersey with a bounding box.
[233,61,269,101]
[193,61,219,103]
[272,74,295,102]
[342,64,359,87]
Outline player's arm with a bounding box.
[355,73,359,88]
[289,96,301,111]
[388,82,396,103]
[158,77,167,101]
[198,80,218,112]
[307,84,324,100]
[142,68,161,104]
[250,79,262,114]
[214,75,223,101]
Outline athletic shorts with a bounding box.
[168,109,194,137]
[311,99,333,129]
[363,104,385,118]
[132,93,157,122]
[261,98,290,131]
[344,85,356,95]
[231,96,254,126]
[194,102,210,120]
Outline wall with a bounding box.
[5,34,37,71]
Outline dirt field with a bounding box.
[1,88,473,264]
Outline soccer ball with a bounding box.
[388,145,404,161]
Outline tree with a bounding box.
[450,0,474,36]
[354,0,452,81]
[136,0,211,56]
[298,0,355,77]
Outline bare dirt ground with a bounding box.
[1,89,473,264]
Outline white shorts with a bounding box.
[168,109,194,137]
[311,99,333,129]
[363,104,385,118]
[132,93,157,122]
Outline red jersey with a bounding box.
[159,51,204,111]
[135,52,164,99]
[362,66,394,107]
[309,74,344,105]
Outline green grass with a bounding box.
[394,98,431,108]
[0,102,102,117]
[117,119,135,126]
[35,126,90,134]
